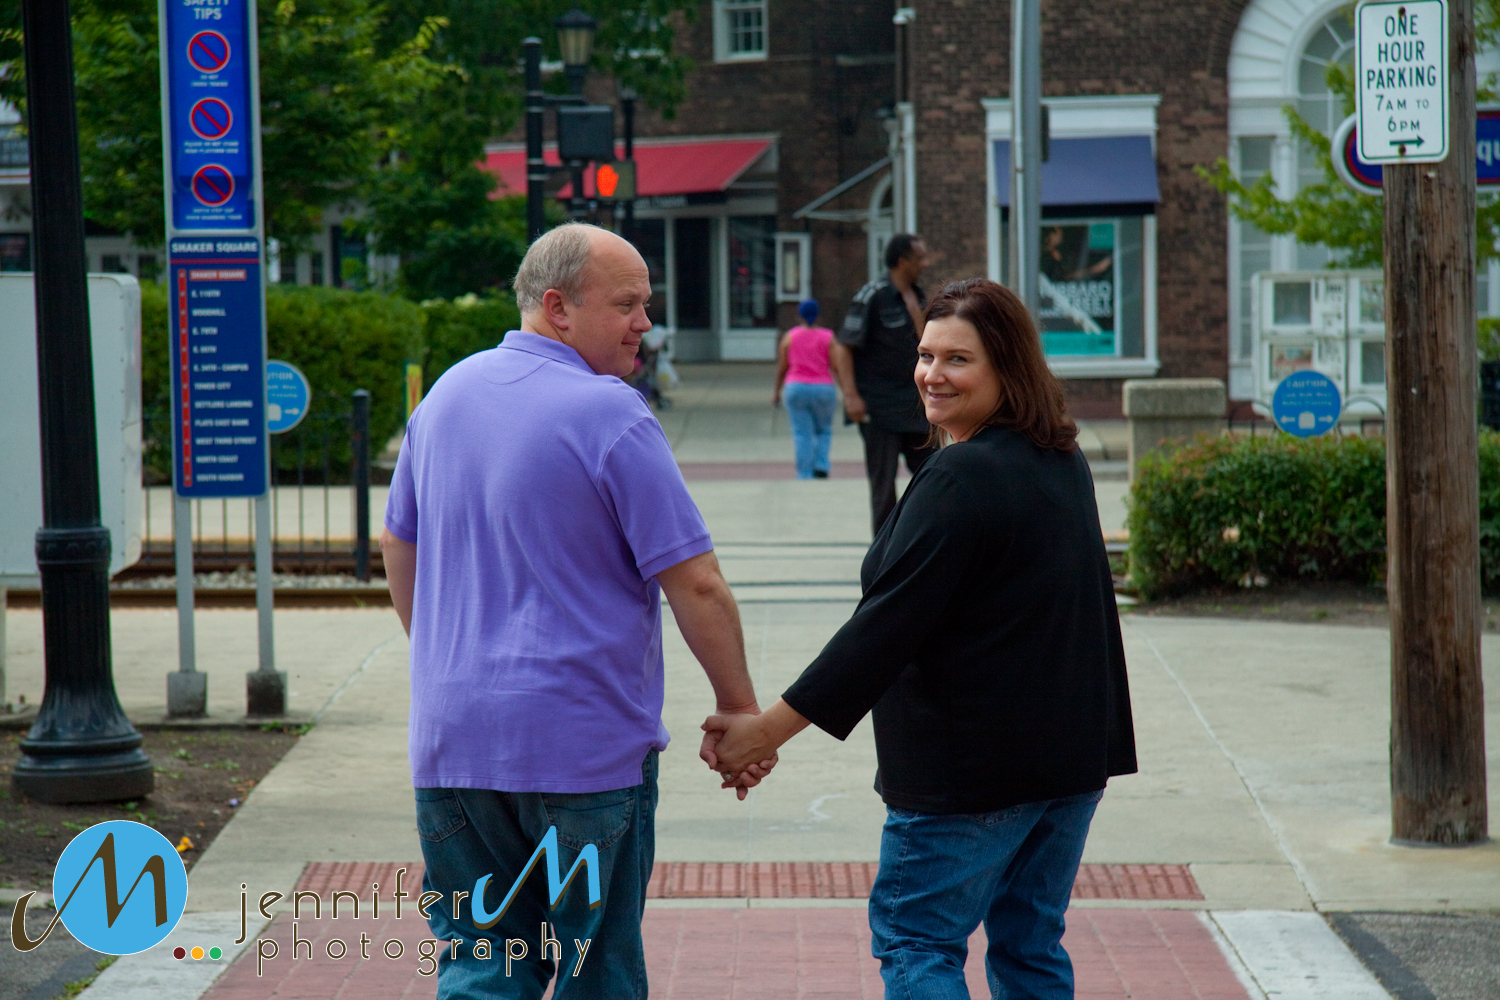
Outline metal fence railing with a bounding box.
[137,396,380,578]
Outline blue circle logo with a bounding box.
[1271,370,1342,438]
[52,821,188,955]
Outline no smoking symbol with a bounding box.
[187,31,231,74]
[189,99,233,141]
[191,164,235,207]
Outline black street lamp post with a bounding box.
[13,0,154,803]
[524,37,547,244]
[554,8,598,221]
[620,85,636,243]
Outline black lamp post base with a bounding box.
[12,747,154,804]
[246,670,288,717]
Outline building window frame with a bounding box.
[774,233,811,302]
[981,94,1162,379]
[714,0,768,63]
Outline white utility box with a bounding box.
[1251,270,1388,423]
[0,273,144,586]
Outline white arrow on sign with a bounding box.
[1355,0,1449,165]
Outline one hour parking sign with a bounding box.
[1356,0,1449,164]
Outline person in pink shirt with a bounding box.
[774,299,843,479]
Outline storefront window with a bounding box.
[1036,216,1145,358]
[631,219,668,328]
[0,233,28,271]
[728,215,775,328]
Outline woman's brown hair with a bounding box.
[923,278,1078,452]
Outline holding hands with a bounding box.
[699,699,813,798]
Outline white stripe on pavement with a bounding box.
[82,911,268,1000]
[1209,910,1392,1000]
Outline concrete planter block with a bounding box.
[1122,378,1227,481]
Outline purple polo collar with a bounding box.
[501,330,597,374]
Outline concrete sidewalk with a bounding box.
[9,361,1492,999]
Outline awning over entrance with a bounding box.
[483,136,774,199]
[992,135,1159,209]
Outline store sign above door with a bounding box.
[1332,112,1500,195]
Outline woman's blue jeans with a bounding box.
[869,789,1103,1000]
[414,751,658,999]
[783,381,837,478]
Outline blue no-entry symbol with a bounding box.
[187,31,231,74]
[189,98,233,141]
[1272,370,1342,437]
[191,164,235,206]
[265,360,312,433]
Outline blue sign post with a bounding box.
[159,0,280,714]
[1272,371,1342,437]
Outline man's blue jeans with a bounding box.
[869,789,1103,1000]
[784,381,837,478]
[414,751,658,999]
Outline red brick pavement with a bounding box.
[202,906,1248,999]
[295,862,1203,903]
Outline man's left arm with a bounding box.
[657,550,755,713]
[656,551,776,798]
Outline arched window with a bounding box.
[1298,8,1356,139]
[1294,7,1356,269]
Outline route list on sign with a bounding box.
[1356,0,1449,164]
[164,0,255,228]
[168,238,267,497]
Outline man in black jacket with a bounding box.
[832,234,939,533]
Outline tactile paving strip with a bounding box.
[297,861,1202,901]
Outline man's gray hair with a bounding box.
[513,222,602,314]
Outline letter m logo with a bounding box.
[11,832,169,952]
[470,826,601,930]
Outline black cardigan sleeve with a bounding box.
[782,466,979,740]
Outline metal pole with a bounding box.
[1385,0,1487,846]
[351,389,371,583]
[622,90,635,244]
[245,480,285,714]
[565,63,587,221]
[166,494,205,716]
[1008,0,1041,315]
[13,0,152,802]
[253,494,275,668]
[524,38,546,244]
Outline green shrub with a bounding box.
[420,292,520,394]
[141,282,518,481]
[1128,431,1500,598]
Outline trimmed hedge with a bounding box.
[1127,431,1500,598]
[141,282,518,478]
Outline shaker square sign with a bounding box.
[1356,0,1449,164]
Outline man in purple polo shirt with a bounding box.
[381,223,770,998]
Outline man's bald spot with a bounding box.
[577,228,649,301]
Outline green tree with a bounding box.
[1,0,448,253]
[361,1,697,300]
[1199,9,1500,267]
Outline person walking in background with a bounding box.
[704,278,1137,1000]
[773,298,841,479]
[833,234,939,532]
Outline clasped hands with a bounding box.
[698,708,778,801]
[697,698,810,800]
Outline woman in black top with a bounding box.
[704,278,1136,999]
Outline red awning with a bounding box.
[483,136,773,199]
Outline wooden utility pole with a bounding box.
[1384,0,1488,845]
